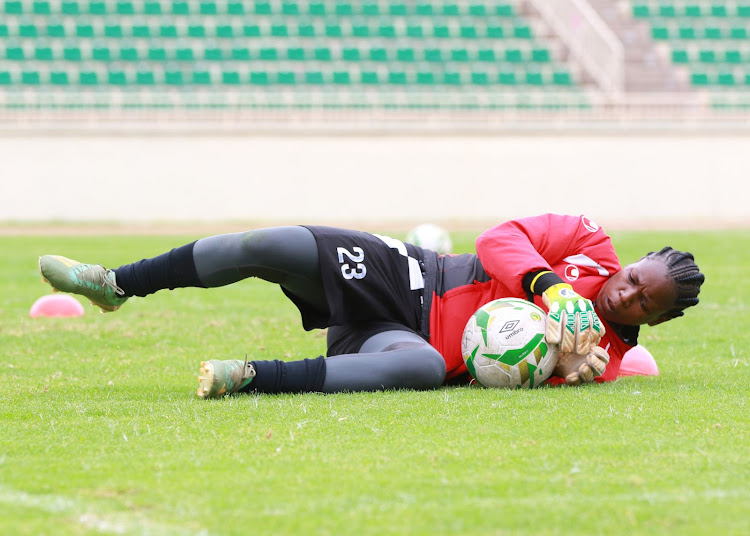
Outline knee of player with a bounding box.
[399,346,446,389]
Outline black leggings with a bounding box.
[155,226,446,392]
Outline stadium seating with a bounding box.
[0,0,584,109]
[629,1,750,88]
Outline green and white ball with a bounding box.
[406,224,453,255]
[461,298,559,389]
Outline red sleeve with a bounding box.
[474,213,612,297]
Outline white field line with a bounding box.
[0,486,209,536]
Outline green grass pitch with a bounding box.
[1,228,748,535]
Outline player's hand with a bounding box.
[553,346,610,386]
[542,283,605,354]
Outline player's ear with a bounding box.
[647,314,672,327]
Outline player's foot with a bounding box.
[197,359,256,399]
[38,255,128,312]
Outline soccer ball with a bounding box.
[461,298,559,389]
[405,224,453,255]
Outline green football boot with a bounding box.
[197,359,256,399]
[38,255,128,312]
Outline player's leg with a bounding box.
[322,329,446,392]
[197,328,446,398]
[39,226,328,314]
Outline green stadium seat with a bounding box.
[691,72,709,85]
[132,24,150,38]
[61,1,79,14]
[250,71,269,84]
[35,47,53,61]
[204,47,223,60]
[672,48,689,63]
[116,1,134,14]
[22,71,41,85]
[50,71,69,85]
[243,24,261,37]
[287,47,305,60]
[93,46,111,61]
[192,70,212,84]
[176,47,194,61]
[298,23,315,37]
[165,70,184,85]
[216,24,233,38]
[0,24,7,37]
[471,71,489,85]
[451,48,469,62]
[553,71,572,86]
[148,47,167,61]
[79,71,98,85]
[725,50,742,63]
[5,0,22,13]
[144,1,161,14]
[314,47,331,61]
[160,24,178,38]
[89,1,106,14]
[255,1,271,14]
[6,47,24,60]
[305,71,324,84]
[259,47,277,60]
[332,71,350,84]
[342,47,360,61]
[136,70,155,85]
[416,71,435,85]
[189,25,206,38]
[396,48,414,62]
[19,24,37,38]
[222,70,240,84]
[699,50,716,63]
[76,24,94,37]
[478,49,496,62]
[227,1,244,14]
[172,1,189,15]
[64,46,82,61]
[200,1,217,15]
[499,73,521,88]
[443,72,461,85]
[47,23,65,38]
[120,46,138,61]
[525,71,544,85]
[108,70,127,85]
[532,48,551,63]
[231,46,250,60]
[369,47,387,61]
[361,71,379,84]
[424,48,442,62]
[506,49,523,62]
[388,3,405,16]
[388,71,407,85]
[33,1,51,14]
[0,71,11,84]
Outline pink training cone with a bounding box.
[30,294,85,318]
[619,344,659,377]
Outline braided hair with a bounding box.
[644,247,705,320]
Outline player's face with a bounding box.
[595,258,678,326]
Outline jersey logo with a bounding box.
[564,264,580,281]
[563,254,610,278]
[581,216,599,233]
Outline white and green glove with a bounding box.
[553,346,610,386]
[542,283,605,354]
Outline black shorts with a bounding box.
[284,226,430,350]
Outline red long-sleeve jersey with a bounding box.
[427,214,636,382]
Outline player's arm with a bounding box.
[522,269,605,354]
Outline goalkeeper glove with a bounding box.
[553,346,610,386]
[542,283,605,354]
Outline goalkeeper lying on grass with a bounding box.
[39,214,704,397]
